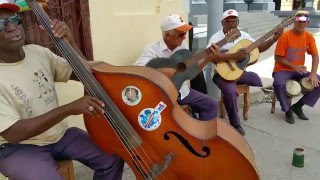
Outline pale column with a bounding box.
[224,0,248,12]
[249,0,275,11]
[304,0,315,10]
[203,0,224,100]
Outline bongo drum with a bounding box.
[300,77,314,93]
[286,80,301,97]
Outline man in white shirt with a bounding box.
[135,14,218,121]
[206,9,283,135]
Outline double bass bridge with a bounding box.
[134,152,174,179]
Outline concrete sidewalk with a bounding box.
[71,27,320,180]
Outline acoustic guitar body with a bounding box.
[84,62,259,180]
[215,39,259,81]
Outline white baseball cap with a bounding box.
[222,9,238,20]
[0,0,20,12]
[160,14,193,32]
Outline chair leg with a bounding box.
[271,92,276,113]
[243,92,249,120]
[288,97,292,105]
[219,100,226,119]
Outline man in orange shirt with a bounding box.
[273,10,320,124]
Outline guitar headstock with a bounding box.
[280,16,294,28]
[225,28,240,43]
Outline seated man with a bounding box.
[134,14,218,121]
[206,9,283,135]
[273,10,320,124]
[0,1,123,179]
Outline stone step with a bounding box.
[240,18,281,28]
[192,12,280,26]
[192,11,284,50]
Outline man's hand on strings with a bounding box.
[207,43,220,62]
[233,49,248,61]
[67,96,105,117]
[39,19,75,44]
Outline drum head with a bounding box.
[300,77,314,92]
[286,80,301,97]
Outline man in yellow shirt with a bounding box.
[0,1,123,179]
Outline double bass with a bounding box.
[26,1,259,179]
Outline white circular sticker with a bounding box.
[121,86,142,106]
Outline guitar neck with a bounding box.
[184,37,229,68]
[245,22,284,53]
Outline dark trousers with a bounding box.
[178,88,218,120]
[213,71,262,126]
[0,127,124,180]
[273,71,320,112]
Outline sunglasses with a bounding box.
[294,16,310,22]
[223,18,238,23]
[171,31,187,38]
[0,15,22,32]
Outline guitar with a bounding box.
[215,16,294,81]
[146,29,240,90]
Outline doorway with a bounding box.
[21,0,93,60]
[273,0,281,10]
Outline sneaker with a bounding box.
[234,125,245,136]
[291,104,309,120]
[285,109,295,124]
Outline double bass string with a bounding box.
[27,1,163,179]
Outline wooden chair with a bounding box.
[57,160,75,180]
[220,84,249,120]
[6,160,75,180]
[271,91,292,113]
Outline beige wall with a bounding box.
[57,0,188,129]
[88,0,188,65]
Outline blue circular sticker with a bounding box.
[138,108,161,131]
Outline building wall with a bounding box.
[280,0,294,10]
[89,0,188,66]
[280,0,319,11]
[57,0,188,129]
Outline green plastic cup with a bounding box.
[292,147,304,168]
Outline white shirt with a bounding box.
[135,39,190,99]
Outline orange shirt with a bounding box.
[273,29,318,72]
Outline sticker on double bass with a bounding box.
[138,101,167,131]
[122,86,142,106]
